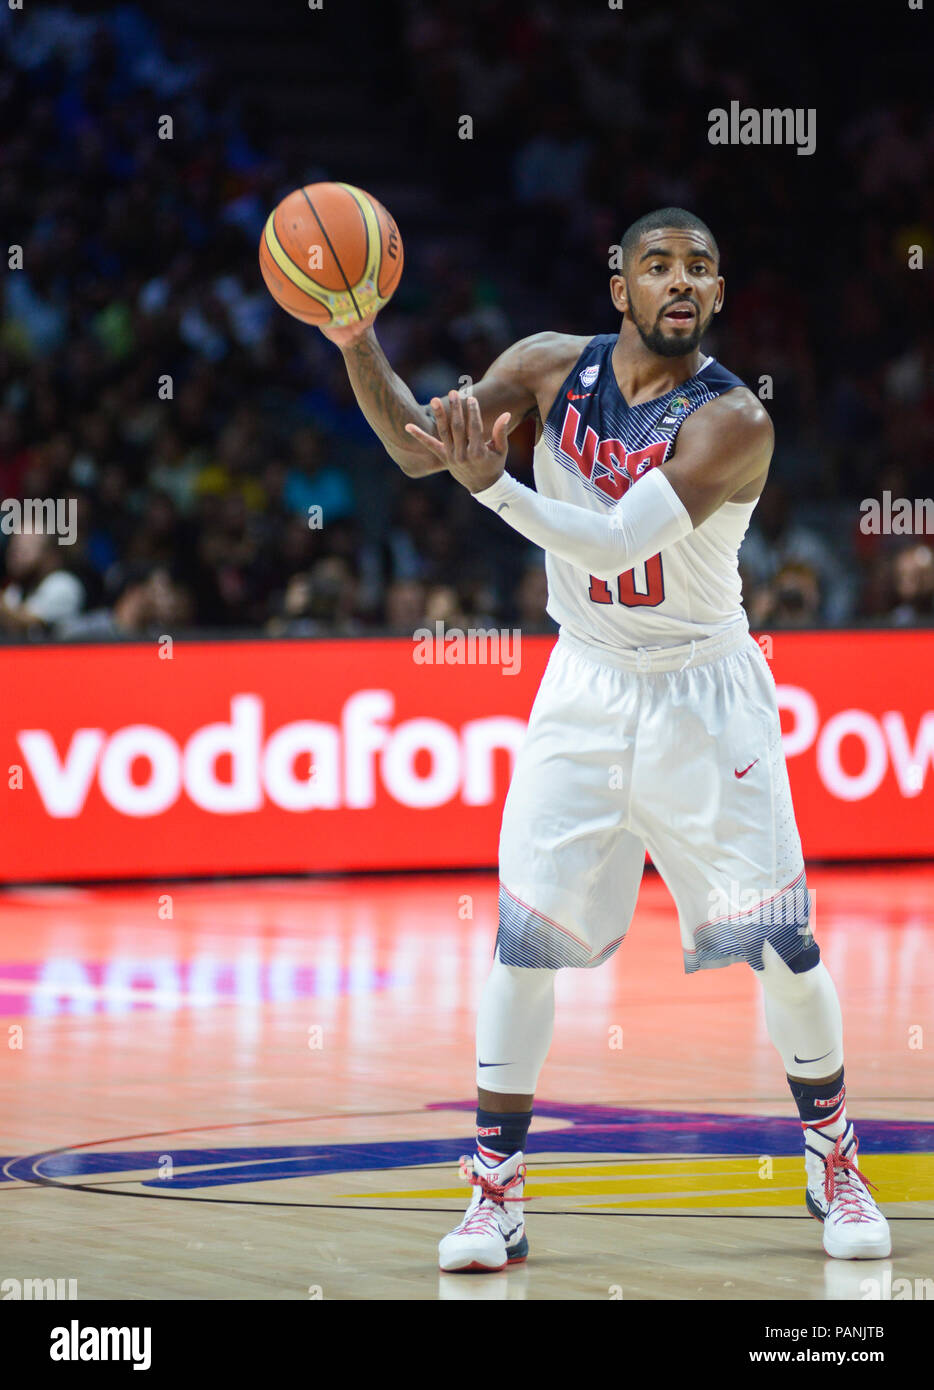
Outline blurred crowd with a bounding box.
[1,1,932,642]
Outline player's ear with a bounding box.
[713,276,725,314]
[610,274,629,315]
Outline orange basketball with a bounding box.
[258,182,404,327]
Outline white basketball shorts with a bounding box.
[497,622,815,975]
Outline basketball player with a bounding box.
[321,209,891,1267]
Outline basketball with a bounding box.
[258,181,404,327]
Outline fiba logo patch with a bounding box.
[579,365,600,389]
[656,391,693,440]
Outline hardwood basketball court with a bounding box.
[2,866,931,1301]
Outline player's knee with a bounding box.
[487,954,557,999]
[786,940,822,974]
[744,873,817,977]
[756,938,823,1003]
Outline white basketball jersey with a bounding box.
[534,335,757,651]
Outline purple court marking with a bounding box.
[3,1101,931,1189]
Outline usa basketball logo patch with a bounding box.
[579,365,600,388]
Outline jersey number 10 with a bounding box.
[588,554,665,607]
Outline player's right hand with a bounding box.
[318,310,379,347]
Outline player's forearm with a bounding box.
[339,329,444,476]
[473,467,693,578]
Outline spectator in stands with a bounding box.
[424,583,474,632]
[0,530,85,636]
[282,425,355,525]
[889,544,934,626]
[384,578,429,635]
[750,561,822,630]
[0,0,929,641]
[739,485,854,625]
[266,555,362,637]
[513,102,591,207]
[514,559,557,634]
[56,563,191,640]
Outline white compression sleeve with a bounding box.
[475,956,556,1096]
[473,465,693,580]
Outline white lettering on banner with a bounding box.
[817,710,889,802]
[17,728,105,817]
[17,693,527,818]
[776,688,933,802]
[98,725,181,816]
[775,685,819,759]
[882,711,934,798]
[16,689,931,820]
[262,721,340,810]
[381,718,462,808]
[184,694,263,813]
[462,718,525,805]
[343,690,393,808]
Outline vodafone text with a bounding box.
[16,687,932,820]
[18,693,526,817]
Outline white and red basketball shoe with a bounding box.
[805,1126,891,1258]
[438,1151,528,1272]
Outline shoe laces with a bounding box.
[823,1136,878,1222]
[453,1162,525,1239]
[459,1155,527,1201]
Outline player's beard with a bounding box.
[627,295,713,357]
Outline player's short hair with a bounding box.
[618,209,719,273]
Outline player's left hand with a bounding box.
[404,391,510,494]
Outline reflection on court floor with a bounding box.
[1,867,931,1299]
